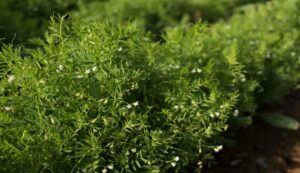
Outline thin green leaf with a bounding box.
[259,114,300,130]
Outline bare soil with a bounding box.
[203,89,300,173]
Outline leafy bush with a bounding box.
[0,0,81,43]
[1,0,300,172]
[0,0,267,43]
[213,0,300,104]
[74,0,268,38]
[0,16,252,172]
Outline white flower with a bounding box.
[209,113,215,118]
[131,148,137,153]
[85,69,91,74]
[132,101,139,106]
[291,52,296,57]
[131,83,138,89]
[220,105,224,108]
[215,112,220,117]
[224,125,228,130]
[7,75,15,83]
[126,104,132,109]
[174,105,179,110]
[233,109,239,117]
[191,68,202,74]
[168,64,180,69]
[240,74,246,82]
[197,161,203,168]
[76,75,83,79]
[58,65,63,71]
[174,156,180,162]
[118,47,123,51]
[107,165,114,170]
[92,66,97,72]
[39,80,46,84]
[102,169,107,173]
[4,106,12,112]
[214,145,223,152]
[171,162,176,167]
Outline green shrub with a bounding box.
[73,0,268,39]
[213,0,300,104]
[0,16,252,172]
[0,0,81,43]
[1,0,300,172]
[0,0,267,43]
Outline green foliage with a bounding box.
[0,0,81,43]
[0,0,267,43]
[0,16,250,172]
[74,0,268,38]
[213,0,300,104]
[0,48,7,80]
[259,114,300,130]
[1,0,300,172]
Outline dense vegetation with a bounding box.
[0,0,80,43]
[74,0,268,38]
[213,0,300,104]
[0,0,299,172]
[0,0,267,43]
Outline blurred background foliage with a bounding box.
[0,0,268,44]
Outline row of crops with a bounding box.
[0,0,300,172]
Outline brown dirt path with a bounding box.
[203,89,300,173]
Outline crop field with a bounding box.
[0,0,300,172]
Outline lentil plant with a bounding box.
[0,0,300,172]
[0,18,245,172]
